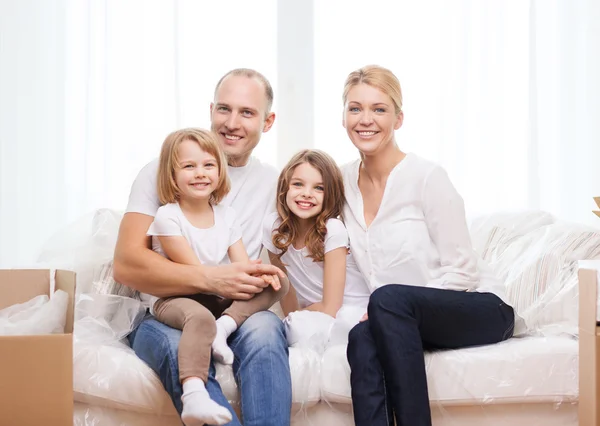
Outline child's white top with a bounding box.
[262,212,371,309]
[126,156,278,260]
[141,202,242,313]
[341,153,508,303]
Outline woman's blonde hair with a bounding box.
[343,65,403,114]
[272,149,345,262]
[157,128,230,205]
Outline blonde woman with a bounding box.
[341,66,515,426]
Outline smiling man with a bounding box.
[113,69,292,426]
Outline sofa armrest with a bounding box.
[579,263,600,426]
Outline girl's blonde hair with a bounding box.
[272,149,345,262]
[157,128,230,205]
[343,65,403,114]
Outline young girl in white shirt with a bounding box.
[263,149,371,345]
[144,128,287,426]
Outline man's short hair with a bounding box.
[213,68,274,114]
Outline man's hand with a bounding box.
[206,259,285,300]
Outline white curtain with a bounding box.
[315,0,600,224]
[0,0,277,267]
[1,0,598,267]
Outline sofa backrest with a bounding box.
[471,210,600,334]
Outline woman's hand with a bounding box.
[360,312,368,322]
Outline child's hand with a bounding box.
[261,274,282,291]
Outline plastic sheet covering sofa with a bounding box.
[36,208,600,425]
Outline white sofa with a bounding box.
[38,209,600,426]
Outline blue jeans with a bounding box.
[129,310,291,426]
[347,284,515,426]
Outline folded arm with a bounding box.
[113,213,281,299]
[422,167,480,291]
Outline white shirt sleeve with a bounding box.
[422,166,480,291]
[224,206,243,247]
[324,218,350,254]
[126,159,160,216]
[262,211,282,254]
[147,204,182,237]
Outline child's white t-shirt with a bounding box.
[141,202,242,313]
[125,156,278,260]
[262,212,371,310]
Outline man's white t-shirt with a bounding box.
[142,202,242,313]
[341,153,508,303]
[126,156,278,260]
[262,212,371,310]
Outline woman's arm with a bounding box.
[422,166,479,291]
[268,251,298,316]
[304,247,347,317]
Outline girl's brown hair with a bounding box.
[273,149,345,262]
[157,128,230,205]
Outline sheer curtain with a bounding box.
[1,0,598,267]
[314,0,600,224]
[0,0,277,267]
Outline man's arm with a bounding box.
[113,213,282,299]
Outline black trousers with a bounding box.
[347,284,515,426]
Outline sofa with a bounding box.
[36,208,600,425]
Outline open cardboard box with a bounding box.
[0,270,75,426]
[579,262,600,426]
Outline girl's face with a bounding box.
[286,162,324,221]
[342,83,403,156]
[174,139,220,202]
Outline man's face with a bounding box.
[210,75,275,167]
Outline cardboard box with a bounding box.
[579,265,600,426]
[0,270,75,426]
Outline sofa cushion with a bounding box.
[73,342,321,415]
[320,336,578,405]
[74,402,180,426]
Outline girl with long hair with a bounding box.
[263,150,370,338]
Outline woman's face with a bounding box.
[343,83,403,156]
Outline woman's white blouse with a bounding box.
[341,153,507,303]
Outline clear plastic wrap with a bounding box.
[471,211,600,337]
[0,290,68,335]
[37,208,124,295]
[72,294,180,420]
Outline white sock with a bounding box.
[212,315,238,365]
[181,378,232,426]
